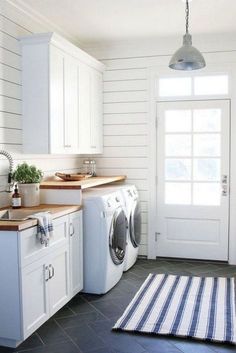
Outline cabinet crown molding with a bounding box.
[20,32,105,72]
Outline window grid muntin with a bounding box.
[164,108,222,206]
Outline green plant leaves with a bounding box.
[13,162,43,184]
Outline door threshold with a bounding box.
[156,256,228,265]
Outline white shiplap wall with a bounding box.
[94,63,149,256]
[0,11,83,206]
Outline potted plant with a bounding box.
[13,162,43,207]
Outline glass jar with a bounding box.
[83,159,96,176]
[90,160,96,176]
[83,160,90,174]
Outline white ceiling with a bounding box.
[14,0,236,45]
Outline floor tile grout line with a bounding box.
[53,318,82,352]
[35,332,44,346]
[54,306,77,318]
[81,298,113,321]
[16,334,45,353]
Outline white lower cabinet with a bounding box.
[0,210,83,348]
[22,257,50,337]
[69,211,83,297]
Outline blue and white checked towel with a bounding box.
[29,212,53,246]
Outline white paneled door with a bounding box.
[156,100,230,261]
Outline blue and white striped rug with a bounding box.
[113,274,236,344]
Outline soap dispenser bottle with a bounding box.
[12,184,21,209]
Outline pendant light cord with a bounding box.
[185,0,189,34]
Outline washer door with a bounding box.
[130,200,141,248]
[109,207,127,265]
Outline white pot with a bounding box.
[18,183,40,207]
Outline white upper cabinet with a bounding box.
[20,33,105,154]
[79,63,103,154]
[50,46,79,154]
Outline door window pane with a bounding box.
[166,135,191,156]
[193,134,220,157]
[193,183,221,206]
[193,159,220,181]
[165,182,191,204]
[165,159,191,181]
[159,77,191,97]
[193,109,221,132]
[165,110,191,132]
[194,75,228,95]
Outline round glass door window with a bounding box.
[130,201,141,248]
[109,208,127,265]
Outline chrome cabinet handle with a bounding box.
[64,144,72,148]
[45,266,49,281]
[48,264,55,279]
[69,223,75,237]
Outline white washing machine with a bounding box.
[82,189,127,294]
[91,184,141,271]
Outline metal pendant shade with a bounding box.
[169,0,206,71]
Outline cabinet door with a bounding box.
[22,258,50,339]
[49,45,65,154]
[78,65,103,154]
[50,46,79,154]
[64,55,79,153]
[48,245,70,316]
[90,70,103,154]
[78,63,91,153]
[69,211,83,297]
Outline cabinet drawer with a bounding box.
[19,215,68,267]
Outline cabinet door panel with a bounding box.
[20,216,68,267]
[78,66,103,154]
[64,55,79,153]
[49,45,65,154]
[22,259,49,339]
[20,226,46,267]
[48,246,70,316]
[78,63,91,153]
[49,215,68,249]
[69,211,83,297]
[90,70,103,154]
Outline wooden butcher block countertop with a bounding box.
[40,175,126,190]
[0,204,82,231]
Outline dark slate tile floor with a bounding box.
[1,258,236,353]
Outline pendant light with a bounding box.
[169,0,206,70]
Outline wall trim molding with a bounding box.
[2,0,82,46]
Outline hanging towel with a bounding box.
[28,212,53,246]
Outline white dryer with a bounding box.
[91,184,141,271]
[121,185,141,271]
[82,189,127,294]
